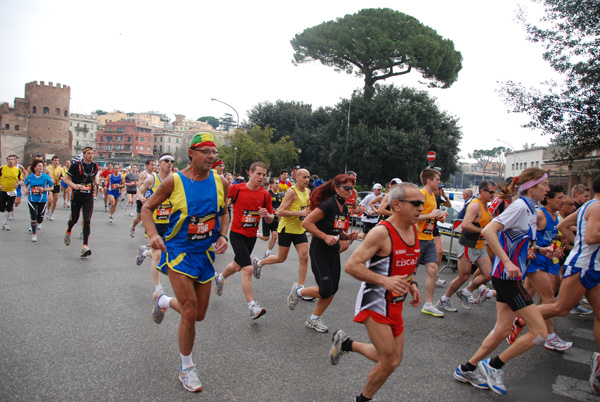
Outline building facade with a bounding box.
[69,113,97,156]
[95,119,154,160]
[0,81,71,163]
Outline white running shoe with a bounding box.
[252,257,262,279]
[422,303,445,317]
[287,282,301,310]
[305,316,328,333]
[151,290,166,324]
[544,334,573,351]
[590,352,600,395]
[214,274,225,296]
[80,245,92,258]
[2,223,10,231]
[31,234,37,242]
[179,365,202,392]
[129,224,135,238]
[135,245,147,266]
[250,302,266,320]
[329,329,349,365]
[437,298,457,312]
[436,277,446,287]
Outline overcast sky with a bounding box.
[0,0,560,160]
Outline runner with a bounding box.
[252,168,312,295]
[454,167,559,395]
[213,162,273,320]
[124,165,138,216]
[416,168,445,317]
[212,158,225,175]
[135,154,174,296]
[62,147,99,258]
[438,180,496,312]
[257,177,284,259]
[130,159,156,238]
[11,156,27,218]
[99,163,113,212]
[45,156,64,221]
[329,182,422,402]
[0,155,24,231]
[339,171,363,253]
[106,164,125,223]
[141,133,229,392]
[288,174,359,332]
[22,159,54,242]
[61,160,71,208]
[359,183,382,240]
[278,169,292,193]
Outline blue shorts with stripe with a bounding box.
[563,265,600,290]
[158,248,216,284]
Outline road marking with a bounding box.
[572,328,595,341]
[563,347,593,365]
[553,375,596,401]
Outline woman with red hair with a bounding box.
[287,174,359,333]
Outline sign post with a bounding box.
[427,151,436,166]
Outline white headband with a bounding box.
[519,173,548,192]
[159,155,174,162]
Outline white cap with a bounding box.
[390,178,402,185]
[373,183,383,190]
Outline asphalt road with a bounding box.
[0,198,598,401]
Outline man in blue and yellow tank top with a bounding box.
[141,133,229,393]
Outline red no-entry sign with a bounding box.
[427,151,436,162]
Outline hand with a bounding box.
[505,261,521,279]
[214,236,228,254]
[430,209,443,218]
[349,230,359,241]
[301,208,310,217]
[324,234,339,246]
[148,234,166,252]
[382,274,411,296]
[409,285,421,307]
[258,207,269,218]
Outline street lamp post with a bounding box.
[211,98,240,175]
[496,138,520,178]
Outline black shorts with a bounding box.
[126,188,137,195]
[261,216,279,237]
[0,191,16,213]
[230,231,257,268]
[362,221,377,234]
[278,227,308,248]
[156,223,169,238]
[52,185,61,194]
[491,276,534,312]
[136,200,143,214]
[433,226,440,237]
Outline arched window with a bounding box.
[55,108,60,115]
[64,110,68,117]
[32,106,37,113]
[4,124,9,130]
[43,107,49,114]
[15,125,19,131]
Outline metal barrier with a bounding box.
[440,219,462,273]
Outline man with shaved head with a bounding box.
[253,168,312,297]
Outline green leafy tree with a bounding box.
[197,116,220,129]
[218,125,298,176]
[220,113,235,131]
[93,109,107,115]
[501,0,600,168]
[469,147,505,181]
[291,8,463,100]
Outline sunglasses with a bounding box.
[191,149,219,156]
[337,185,354,191]
[482,189,495,195]
[397,199,425,207]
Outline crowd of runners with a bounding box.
[1,134,599,401]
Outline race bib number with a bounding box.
[111,183,120,190]
[527,240,536,262]
[242,210,260,228]
[299,205,308,221]
[129,181,137,186]
[156,203,172,220]
[423,218,436,235]
[333,216,349,232]
[31,186,44,195]
[188,214,216,241]
[79,184,92,193]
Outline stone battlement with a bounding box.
[26,81,70,90]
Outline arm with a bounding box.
[214,175,230,254]
[302,207,339,245]
[584,203,600,245]
[136,175,154,204]
[259,192,274,224]
[345,226,418,302]
[369,195,383,214]
[536,209,547,231]
[377,194,393,216]
[557,212,578,244]
[141,176,175,252]
[481,221,520,279]
[439,189,452,207]
[461,201,482,233]
[277,188,307,218]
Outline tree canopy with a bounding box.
[469,147,506,180]
[501,0,600,167]
[197,116,219,129]
[291,8,463,99]
[246,85,461,185]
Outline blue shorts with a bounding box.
[107,189,120,199]
[16,186,22,197]
[563,265,600,290]
[60,180,68,189]
[158,249,216,284]
[417,239,437,265]
[526,254,560,276]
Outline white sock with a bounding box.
[309,314,320,320]
[142,250,148,257]
[441,295,450,302]
[217,273,224,282]
[180,353,193,370]
[154,284,162,291]
[462,288,472,296]
[248,301,255,309]
[296,288,303,297]
[424,302,432,307]
[157,295,172,310]
[4,212,8,224]
[548,333,556,339]
[256,260,262,268]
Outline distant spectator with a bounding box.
[278,169,292,192]
[313,174,324,187]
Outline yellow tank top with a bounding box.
[278,185,309,234]
[417,189,437,241]
[151,173,172,224]
[473,198,491,249]
[47,165,64,185]
[0,165,22,193]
